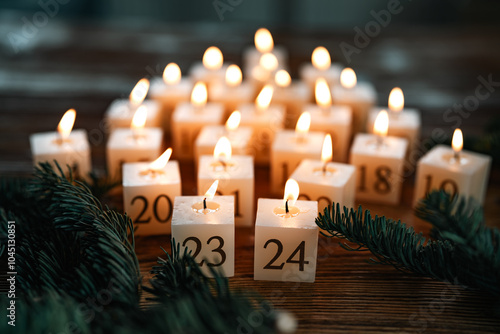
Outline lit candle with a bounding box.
[149,63,193,134]
[349,110,408,205]
[299,46,343,90]
[271,112,325,193]
[30,108,92,179]
[189,46,228,88]
[254,179,318,282]
[208,64,255,120]
[171,81,224,160]
[171,180,235,277]
[366,87,421,163]
[272,69,312,128]
[238,84,285,165]
[305,78,353,162]
[413,128,491,207]
[198,137,255,227]
[331,67,376,134]
[122,148,181,235]
[106,106,163,180]
[195,110,253,167]
[105,78,162,132]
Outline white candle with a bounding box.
[30,109,92,180]
[306,78,352,162]
[171,82,224,160]
[271,112,325,193]
[331,68,376,134]
[349,110,408,205]
[106,106,163,180]
[367,87,421,163]
[254,179,318,282]
[171,180,235,277]
[291,134,356,213]
[198,137,255,227]
[208,65,255,120]
[122,148,181,235]
[189,46,228,88]
[149,63,193,134]
[299,46,343,90]
[238,84,285,165]
[413,129,491,207]
[105,78,162,132]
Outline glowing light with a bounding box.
[225,110,241,131]
[162,63,181,85]
[340,68,357,89]
[204,179,219,200]
[295,111,311,138]
[315,78,332,108]
[373,110,389,138]
[129,78,150,106]
[259,53,278,71]
[452,128,463,154]
[275,69,291,88]
[256,84,274,111]
[321,134,333,164]
[312,46,331,71]
[131,105,148,131]
[150,148,172,171]
[203,46,223,70]
[214,136,232,162]
[283,179,299,208]
[388,87,404,112]
[225,64,242,87]
[57,109,76,140]
[255,28,274,53]
[191,82,208,108]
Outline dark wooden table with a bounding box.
[1,20,499,333]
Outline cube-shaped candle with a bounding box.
[271,112,325,194]
[299,46,343,90]
[242,28,288,75]
[30,109,92,179]
[106,106,163,180]
[331,68,376,134]
[198,137,254,227]
[413,129,491,207]
[122,149,181,235]
[350,111,408,205]
[172,181,235,277]
[238,85,285,165]
[171,82,224,160]
[254,180,318,282]
[189,46,228,88]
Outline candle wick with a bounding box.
[322,162,327,175]
[376,135,384,149]
[285,200,289,214]
[453,151,460,162]
[219,159,227,170]
[203,197,207,210]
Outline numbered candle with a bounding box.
[350,110,408,205]
[30,108,92,179]
[291,134,356,213]
[198,137,255,227]
[106,106,163,180]
[271,112,325,193]
[105,78,162,132]
[123,148,181,235]
[254,179,318,283]
[190,46,228,88]
[307,78,352,162]
[172,180,235,277]
[413,129,491,207]
[238,84,285,165]
[299,46,343,90]
[171,82,224,160]
[331,68,376,134]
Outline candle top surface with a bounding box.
[189,62,229,74]
[149,77,193,96]
[199,155,254,180]
[173,102,225,122]
[272,130,326,153]
[369,107,421,129]
[291,159,356,187]
[331,81,377,103]
[106,99,160,120]
[256,198,318,229]
[209,81,255,100]
[307,104,352,125]
[272,81,311,101]
[122,160,181,186]
[299,62,343,80]
[172,195,235,226]
[107,127,163,150]
[238,103,286,124]
[351,133,408,159]
[196,125,253,149]
[421,145,492,173]
[30,129,89,155]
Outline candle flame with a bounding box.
[214,136,232,161]
[163,63,181,85]
[204,179,219,200]
[373,110,389,138]
[312,46,331,71]
[150,148,172,171]
[321,134,333,164]
[315,78,332,108]
[259,53,278,71]
[452,128,463,153]
[256,84,274,110]
[295,111,311,137]
[131,105,148,130]
[275,69,291,88]
[388,87,404,112]
[57,109,76,140]
[203,46,223,70]
[225,64,242,87]
[255,28,274,53]
[283,179,299,207]
[225,110,241,131]
[191,82,208,108]
[340,68,357,89]
[129,78,150,106]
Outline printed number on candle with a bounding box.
[358,165,392,194]
[424,175,458,197]
[131,195,173,223]
[216,190,241,217]
[298,194,331,210]
[182,236,226,267]
[263,239,309,271]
